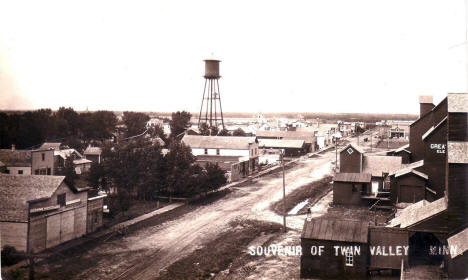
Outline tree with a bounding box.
[232,128,247,136]
[169,111,191,138]
[122,111,150,138]
[57,156,78,188]
[204,163,227,192]
[217,128,230,136]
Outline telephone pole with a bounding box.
[281,150,287,232]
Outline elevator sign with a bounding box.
[430,143,446,154]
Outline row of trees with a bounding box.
[0,108,117,150]
[87,137,226,201]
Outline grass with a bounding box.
[271,175,333,216]
[156,219,283,280]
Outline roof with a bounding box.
[258,139,305,149]
[54,149,83,160]
[0,149,32,167]
[447,228,468,258]
[339,143,365,154]
[394,169,428,180]
[39,142,62,150]
[448,141,468,164]
[399,197,447,228]
[388,200,429,227]
[422,117,447,141]
[393,144,410,153]
[182,135,257,150]
[73,158,92,165]
[333,172,371,183]
[0,175,65,222]
[84,146,102,155]
[302,217,368,243]
[447,92,468,113]
[390,160,424,177]
[419,95,433,104]
[362,156,402,177]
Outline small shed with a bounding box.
[258,139,306,156]
[333,173,371,205]
[301,217,369,279]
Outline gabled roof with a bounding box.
[362,156,402,177]
[333,172,371,183]
[339,143,365,154]
[0,149,32,167]
[258,139,305,149]
[447,227,468,259]
[182,135,257,150]
[54,149,83,160]
[302,217,368,243]
[0,175,66,222]
[390,160,424,177]
[422,117,447,141]
[39,142,62,150]
[84,146,102,155]
[394,169,428,180]
[399,197,447,228]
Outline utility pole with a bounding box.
[335,137,338,170]
[281,150,287,232]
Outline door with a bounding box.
[60,210,75,243]
[46,214,61,248]
[371,181,379,196]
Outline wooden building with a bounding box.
[256,130,317,152]
[0,175,88,252]
[84,146,102,164]
[0,147,32,175]
[389,168,431,203]
[338,143,364,173]
[332,173,371,206]
[182,135,259,180]
[301,217,369,279]
[387,144,411,164]
[258,139,306,157]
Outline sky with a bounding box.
[0,0,467,114]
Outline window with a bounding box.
[345,251,353,266]
[41,153,45,161]
[347,148,354,155]
[35,169,39,175]
[47,168,51,175]
[204,149,208,155]
[216,149,220,155]
[5,169,10,174]
[57,194,66,207]
[94,210,99,223]
[371,181,379,195]
[18,170,23,174]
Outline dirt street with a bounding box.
[63,150,335,280]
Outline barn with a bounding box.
[338,143,364,173]
[0,175,89,253]
[301,217,369,279]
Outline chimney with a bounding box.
[419,95,434,117]
[11,144,15,151]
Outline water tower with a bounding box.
[198,58,225,130]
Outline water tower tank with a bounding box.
[204,59,221,79]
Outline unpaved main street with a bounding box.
[59,150,335,279]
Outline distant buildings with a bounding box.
[0,146,31,175]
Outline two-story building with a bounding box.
[182,135,259,181]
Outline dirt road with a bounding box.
[66,150,335,280]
